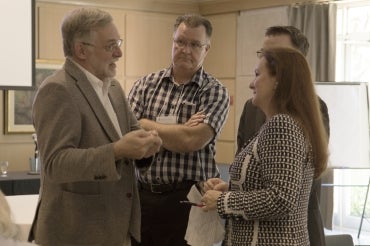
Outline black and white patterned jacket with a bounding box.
[218,114,313,246]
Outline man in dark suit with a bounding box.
[28,8,162,246]
[237,26,330,246]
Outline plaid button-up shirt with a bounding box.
[128,66,230,184]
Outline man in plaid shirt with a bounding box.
[128,14,230,246]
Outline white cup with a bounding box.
[0,161,9,177]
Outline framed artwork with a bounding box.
[4,59,63,134]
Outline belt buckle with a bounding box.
[150,183,163,194]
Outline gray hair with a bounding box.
[61,8,113,57]
[174,14,213,39]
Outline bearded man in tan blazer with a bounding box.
[28,8,162,246]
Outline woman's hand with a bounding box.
[200,178,228,212]
[203,178,228,192]
[201,190,222,211]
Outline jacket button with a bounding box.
[126,193,132,198]
[94,175,107,180]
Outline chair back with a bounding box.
[325,234,354,246]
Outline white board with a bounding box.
[0,0,35,89]
[315,82,370,168]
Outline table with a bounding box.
[6,194,39,224]
[5,194,39,241]
[0,171,40,196]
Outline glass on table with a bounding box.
[0,161,9,177]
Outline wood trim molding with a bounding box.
[37,0,330,15]
[36,0,200,14]
[199,0,329,15]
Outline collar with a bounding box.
[164,66,205,87]
[69,58,111,94]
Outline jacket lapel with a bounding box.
[64,59,120,142]
[109,82,127,134]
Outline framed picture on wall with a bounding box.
[4,59,63,134]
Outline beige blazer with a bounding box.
[29,58,141,246]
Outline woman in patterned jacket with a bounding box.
[201,47,328,246]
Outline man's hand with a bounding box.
[184,111,206,127]
[113,129,162,160]
[137,110,213,153]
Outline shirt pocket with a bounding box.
[177,101,198,123]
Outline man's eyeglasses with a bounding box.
[173,39,207,51]
[256,50,263,58]
[82,39,123,52]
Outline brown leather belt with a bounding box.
[138,180,196,194]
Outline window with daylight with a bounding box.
[333,0,370,235]
[336,2,370,82]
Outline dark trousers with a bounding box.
[308,178,326,246]
[133,184,193,246]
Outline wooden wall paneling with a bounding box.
[35,5,39,59]
[235,7,288,132]
[203,13,237,78]
[103,8,126,83]
[37,0,199,15]
[218,79,235,142]
[235,75,254,130]
[199,0,326,15]
[5,1,298,171]
[125,12,177,77]
[0,143,34,171]
[215,141,235,165]
[236,7,288,77]
[124,77,139,96]
[38,0,326,16]
[202,14,237,164]
[38,4,77,60]
[215,78,235,166]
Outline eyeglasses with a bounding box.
[82,39,123,52]
[173,39,207,51]
[256,49,263,58]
